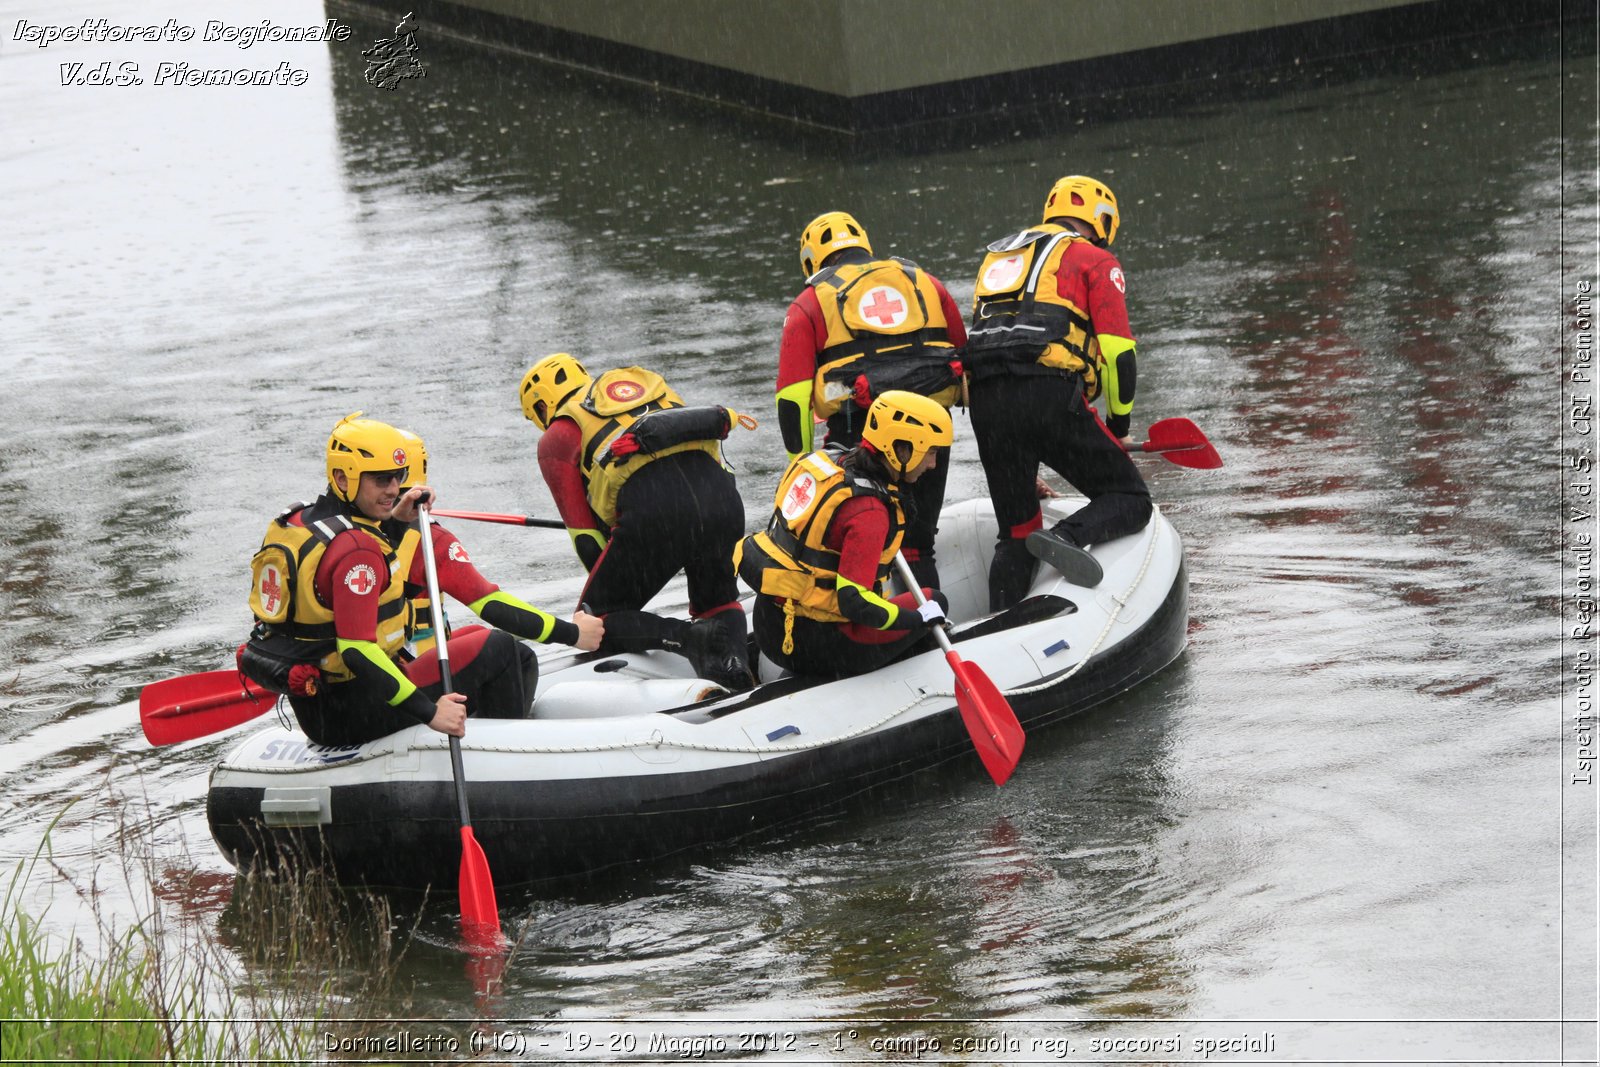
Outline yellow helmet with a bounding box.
[396,428,428,488]
[326,412,413,503]
[861,390,953,478]
[1042,175,1120,245]
[798,210,871,279]
[518,353,592,429]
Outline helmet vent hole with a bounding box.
[1071,193,1085,205]
[819,227,833,244]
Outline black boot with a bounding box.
[684,614,754,693]
[989,537,1039,612]
[1026,526,1103,588]
[717,609,754,690]
[906,554,940,592]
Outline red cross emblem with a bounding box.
[860,287,906,327]
[983,253,1025,291]
[344,563,378,596]
[259,565,283,615]
[781,473,817,520]
[391,447,408,466]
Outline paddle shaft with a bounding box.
[892,553,956,657]
[1129,440,1202,456]
[431,509,565,530]
[417,509,473,830]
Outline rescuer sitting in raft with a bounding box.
[519,354,754,692]
[237,413,602,747]
[736,390,953,680]
[776,210,968,590]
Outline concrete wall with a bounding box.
[454,0,1430,96]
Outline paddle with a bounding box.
[1125,417,1223,469]
[140,670,278,746]
[431,508,565,530]
[892,554,1025,786]
[416,507,503,944]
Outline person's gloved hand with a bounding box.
[915,600,946,625]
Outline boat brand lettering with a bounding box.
[344,563,378,595]
[257,739,361,764]
[781,473,818,520]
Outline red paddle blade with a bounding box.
[139,670,278,746]
[946,653,1025,786]
[458,826,503,944]
[1142,417,1222,469]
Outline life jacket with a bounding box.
[734,449,905,625]
[966,223,1103,399]
[245,495,413,685]
[809,256,960,418]
[554,367,724,526]
[387,520,437,656]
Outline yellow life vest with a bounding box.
[247,498,411,683]
[734,450,905,624]
[810,257,959,418]
[554,367,723,526]
[968,223,1103,399]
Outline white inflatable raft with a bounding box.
[207,498,1188,888]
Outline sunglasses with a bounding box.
[365,468,409,487]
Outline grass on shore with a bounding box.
[1,808,415,1063]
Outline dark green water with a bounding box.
[0,2,1593,1060]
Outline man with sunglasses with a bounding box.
[240,412,602,747]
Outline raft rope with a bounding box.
[244,507,1163,769]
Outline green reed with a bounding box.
[1,804,416,1063]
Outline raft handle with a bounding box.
[260,787,332,827]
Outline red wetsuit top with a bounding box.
[1050,238,1137,436]
[313,521,496,645]
[536,418,604,535]
[1051,238,1133,339]
[824,495,929,643]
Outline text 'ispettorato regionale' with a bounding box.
[13,18,354,88]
